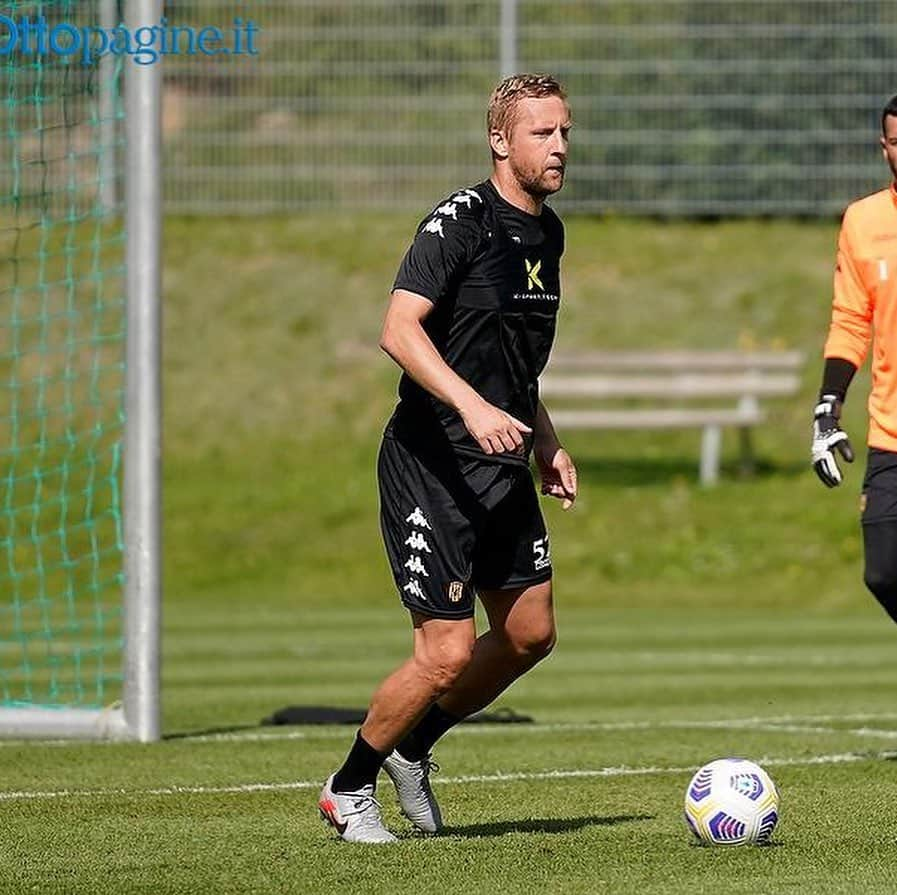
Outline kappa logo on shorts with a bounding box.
[405,531,432,553]
[404,579,426,601]
[405,507,432,530]
[448,581,464,603]
[405,556,429,576]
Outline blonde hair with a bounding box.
[487,73,568,135]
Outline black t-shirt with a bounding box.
[388,179,564,467]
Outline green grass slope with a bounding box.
[162,214,865,612]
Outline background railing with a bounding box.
[161,0,897,215]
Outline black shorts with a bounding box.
[862,448,897,523]
[378,432,552,620]
[860,449,897,621]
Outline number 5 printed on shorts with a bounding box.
[533,536,551,571]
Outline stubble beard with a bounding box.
[511,160,564,200]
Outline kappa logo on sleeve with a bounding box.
[420,189,482,239]
[450,189,481,207]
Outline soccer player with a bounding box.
[318,74,577,843]
[812,93,897,626]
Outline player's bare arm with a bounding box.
[533,400,577,510]
[380,289,532,455]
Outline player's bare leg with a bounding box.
[360,614,476,749]
[320,614,474,841]
[383,581,555,832]
[438,579,556,717]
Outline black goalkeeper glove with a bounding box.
[811,394,855,488]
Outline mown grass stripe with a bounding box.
[2,749,894,803]
[3,712,897,747]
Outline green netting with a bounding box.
[1,1,126,708]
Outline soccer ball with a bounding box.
[684,758,779,846]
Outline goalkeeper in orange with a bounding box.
[813,94,897,623]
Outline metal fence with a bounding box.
[162,0,897,216]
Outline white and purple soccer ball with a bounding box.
[684,758,780,846]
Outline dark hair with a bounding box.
[882,95,897,134]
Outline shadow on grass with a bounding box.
[164,724,261,741]
[688,839,784,849]
[440,813,653,838]
[573,455,805,488]
[165,706,537,740]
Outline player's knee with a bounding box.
[509,622,557,664]
[864,567,897,622]
[418,638,474,694]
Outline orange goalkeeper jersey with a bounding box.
[824,183,897,451]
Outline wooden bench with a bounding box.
[540,350,804,485]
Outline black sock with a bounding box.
[396,703,461,761]
[331,731,387,793]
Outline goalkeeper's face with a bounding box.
[494,96,571,199]
[882,114,897,181]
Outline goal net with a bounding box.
[0,0,160,740]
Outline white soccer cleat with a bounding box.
[318,774,397,843]
[382,750,443,833]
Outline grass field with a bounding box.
[6,214,897,894]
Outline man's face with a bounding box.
[881,114,897,180]
[494,96,571,198]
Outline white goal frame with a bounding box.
[0,0,163,742]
